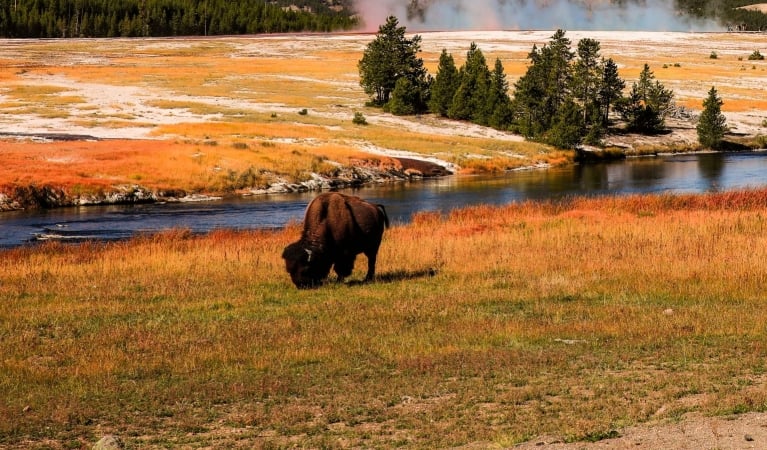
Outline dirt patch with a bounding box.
[511,412,767,449]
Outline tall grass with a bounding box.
[2,190,767,448]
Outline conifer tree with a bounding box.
[617,64,673,133]
[697,86,728,149]
[386,77,417,116]
[428,49,460,117]
[572,38,604,142]
[487,58,512,129]
[511,29,574,139]
[598,58,625,125]
[448,42,491,124]
[546,99,585,149]
[358,16,430,112]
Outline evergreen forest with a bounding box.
[0,0,357,38]
[0,0,766,38]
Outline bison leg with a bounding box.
[364,249,378,282]
[333,254,356,282]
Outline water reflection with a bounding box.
[2,151,767,248]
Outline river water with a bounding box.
[2,151,767,248]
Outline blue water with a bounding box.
[2,151,767,248]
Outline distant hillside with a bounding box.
[677,0,767,30]
[0,0,358,38]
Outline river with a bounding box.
[2,151,767,248]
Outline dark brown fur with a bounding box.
[282,192,389,288]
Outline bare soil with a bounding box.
[511,412,767,449]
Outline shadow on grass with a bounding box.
[346,267,438,286]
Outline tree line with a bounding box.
[0,0,358,38]
[359,16,729,150]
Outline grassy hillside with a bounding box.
[2,189,767,448]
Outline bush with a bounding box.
[298,108,308,115]
[709,51,718,59]
[748,50,764,61]
[352,112,368,125]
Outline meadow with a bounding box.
[2,30,767,448]
[3,189,767,448]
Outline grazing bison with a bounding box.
[282,192,389,289]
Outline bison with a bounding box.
[282,192,390,288]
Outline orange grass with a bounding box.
[3,190,767,448]
[0,137,389,195]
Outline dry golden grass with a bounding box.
[2,190,767,448]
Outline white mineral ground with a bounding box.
[1,30,765,169]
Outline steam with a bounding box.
[354,0,720,32]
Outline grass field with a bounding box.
[2,30,767,448]
[3,189,767,448]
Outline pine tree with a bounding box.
[428,49,460,117]
[546,99,585,149]
[448,42,491,124]
[511,29,574,140]
[637,64,674,128]
[598,58,625,125]
[358,16,430,111]
[617,64,673,133]
[697,86,728,149]
[386,77,417,116]
[572,38,604,141]
[487,58,512,129]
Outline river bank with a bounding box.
[0,31,765,211]
[1,116,762,211]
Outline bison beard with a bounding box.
[282,192,389,289]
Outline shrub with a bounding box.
[709,51,718,59]
[352,112,368,125]
[298,108,308,115]
[748,50,764,61]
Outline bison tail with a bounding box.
[377,204,390,229]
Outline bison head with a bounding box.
[281,241,331,289]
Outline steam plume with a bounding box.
[354,0,719,32]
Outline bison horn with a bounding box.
[305,248,313,262]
